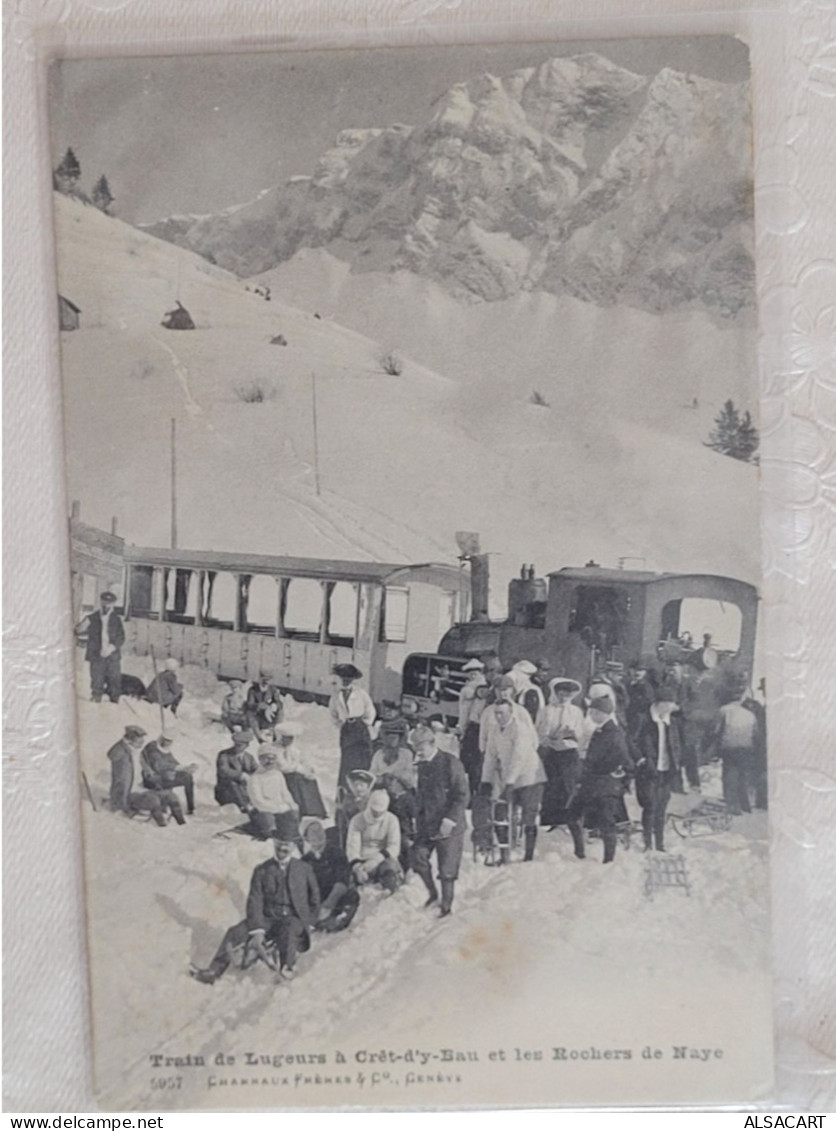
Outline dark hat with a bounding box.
[588,695,614,714]
[272,811,300,843]
[493,674,517,692]
[231,729,253,744]
[347,769,376,786]
[124,725,146,739]
[380,718,408,737]
[333,663,363,680]
[100,591,117,603]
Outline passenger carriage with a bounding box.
[121,546,468,704]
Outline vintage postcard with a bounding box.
[49,37,772,1109]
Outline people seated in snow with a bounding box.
[191,812,319,984]
[302,820,360,933]
[345,789,403,893]
[145,657,184,716]
[214,729,258,811]
[379,773,417,874]
[108,725,185,827]
[246,746,299,839]
[221,679,249,732]
[141,733,197,817]
[369,721,416,790]
[270,720,327,819]
[245,670,284,741]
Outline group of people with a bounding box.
[96,624,766,984]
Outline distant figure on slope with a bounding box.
[76,591,125,704]
[411,725,470,918]
[329,663,376,790]
[191,812,320,984]
[108,725,184,827]
[634,685,682,852]
[145,658,184,716]
[214,730,257,812]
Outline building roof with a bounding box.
[549,566,757,594]
[124,545,462,586]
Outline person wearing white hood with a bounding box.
[345,789,403,893]
[509,659,545,725]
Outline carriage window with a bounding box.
[245,574,279,635]
[662,598,742,654]
[402,653,431,698]
[380,587,409,643]
[568,586,630,650]
[202,571,237,628]
[129,565,155,617]
[326,582,357,647]
[164,569,197,624]
[282,578,323,639]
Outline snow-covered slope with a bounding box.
[55,192,760,604]
[142,53,754,320]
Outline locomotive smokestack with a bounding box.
[455,531,490,622]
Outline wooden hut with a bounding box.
[58,294,81,331]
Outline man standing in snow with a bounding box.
[481,698,547,862]
[634,685,682,852]
[76,591,125,703]
[411,725,470,917]
[572,695,633,864]
[708,682,759,815]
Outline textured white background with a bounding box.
[3,0,835,1111]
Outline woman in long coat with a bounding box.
[537,678,586,856]
[329,663,376,790]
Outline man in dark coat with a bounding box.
[141,733,197,816]
[634,685,682,852]
[302,820,360,933]
[107,725,184,826]
[145,658,184,715]
[571,695,633,863]
[215,730,257,811]
[76,591,125,703]
[191,813,320,983]
[410,725,470,917]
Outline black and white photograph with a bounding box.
[48,36,772,1109]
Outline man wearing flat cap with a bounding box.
[107,725,185,827]
[215,730,258,812]
[191,812,320,984]
[329,663,376,789]
[76,591,125,703]
[571,695,634,863]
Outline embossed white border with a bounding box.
[4,0,834,1111]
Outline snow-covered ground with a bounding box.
[77,657,771,1110]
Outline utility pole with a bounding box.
[170,417,178,549]
[311,371,321,496]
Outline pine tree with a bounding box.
[54,147,81,191]
[704,400,759,464]
[92,174,114,214]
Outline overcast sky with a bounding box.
[49,36,749,225]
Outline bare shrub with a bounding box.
[380,352,404,376]
[233,379,277,404]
